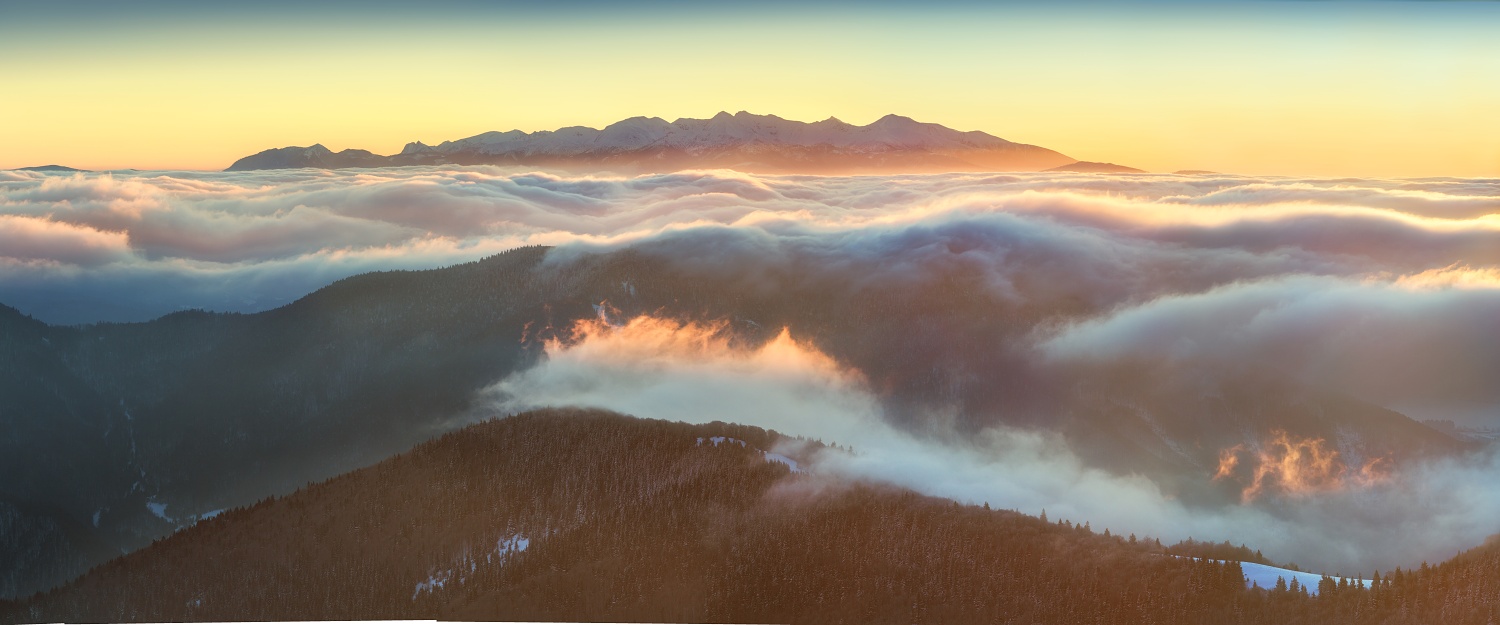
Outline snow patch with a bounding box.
[698,436,746,447]
[763,451,806,473]
[1240,561,1370,594]
[697,436,808,474]
[146,499,171,522]
[1177,556,1369,595]
[411,571,449,599]
[495,533,530,559]
[414,533,531,600]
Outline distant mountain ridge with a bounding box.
[226,112,1081,174]
[1046,161,1146,174]
[13,165,87,172]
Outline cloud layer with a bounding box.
[8,165,1500,575]
[5,166,1499,421]
[489,312,1500,577]
[4,167,1498,325]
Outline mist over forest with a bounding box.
[4,167,1500,622]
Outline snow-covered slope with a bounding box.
[1241,561,1371,593]
[226,112,1076,173]
[1182,557,1371,594]
[425,112,1019,156]
[227,144,387,170]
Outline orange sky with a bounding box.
[2,2,1497,177]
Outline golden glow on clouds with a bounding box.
[1214,430,1394,503]
[1395,264,1500,291]
[3,4,1499,176]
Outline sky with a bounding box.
[2,0,1498,177]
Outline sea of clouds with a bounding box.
[6,165,1500,573]
[4,167,1497,315]
[490,314,1500,578]
[5,166,1497,419]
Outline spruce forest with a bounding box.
[8,410,1498,624]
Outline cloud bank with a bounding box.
[8,165,1500,575]
[3,167,1497,325]
[489,313,1500,577]
[1038,274,1500,419]
[5,166,1499,421]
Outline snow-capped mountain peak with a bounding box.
[399,141,433,155]
[226,112,1079,173]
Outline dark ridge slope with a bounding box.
[10,410,1499,625]
[0,242,1469,599]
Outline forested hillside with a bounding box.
[0,243,1468,598]
[7,410,1497,625]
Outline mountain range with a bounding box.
[226,112,1090,174]
[1047,160,1146,174]
[0,244,1472,601]
[14,165,86,172]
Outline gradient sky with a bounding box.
[2,0,1498,176]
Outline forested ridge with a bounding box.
[6,409,1498,624]
[2,239,1469,600]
